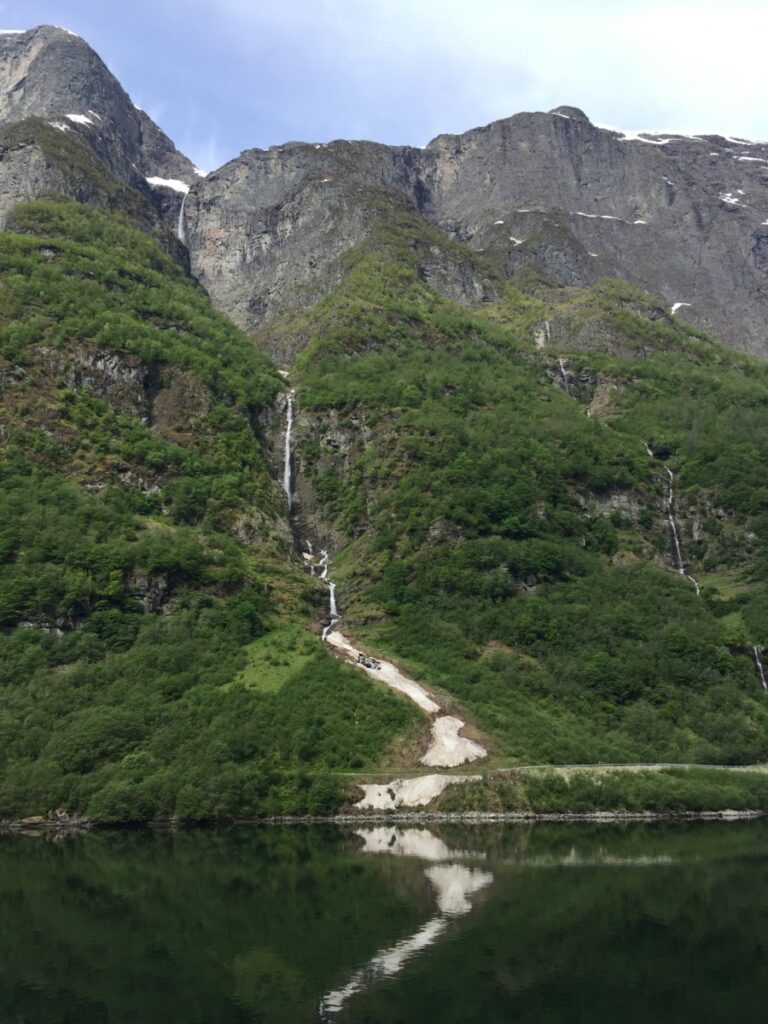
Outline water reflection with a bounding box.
[320,828,493,1018]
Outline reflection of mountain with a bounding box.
[320,829,492,1018]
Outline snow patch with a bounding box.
[671,302,691,314]
[0,29,25,34]
[354,774,479,810]
[508,236,525,246]
[420,716,487,768]
[146,176,190,195]
[65,114,94,126]
[737,156,768,163]
[575,211,620,220]
[494,219,505,225]
[193,167,207,178]
[325,631,439,713]
[54,26,79,37]
[719,191,741,205]
[47,121,69,133]
[633,219,648,224]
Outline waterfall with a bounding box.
[645,442,699,595]
[558,358,571,395]
[665,468,687,576]
[282,390,295,506]
[753,646,768,693]
[176,191,188,243]
[316,550,339,639]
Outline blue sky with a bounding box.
[3,0,768,171]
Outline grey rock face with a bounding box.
[0,26,194,185]
[184,108,768,357]
[186,141,428,331]
[2,27,768,358]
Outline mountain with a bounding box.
[3,27,768,824]
[0,25,197,253]
[187,105,768,358]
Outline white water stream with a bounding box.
[645,443,699,595]
[281,394,486,768]
[753,646,768,693]
[176,191,188,243]
[558,357,571,395]
[282,390,295,505]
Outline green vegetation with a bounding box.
[433,767,768,815]
[0,200,418,823]
[285,210,768,766]
[5,189,768,822]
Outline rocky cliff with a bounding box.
[186,107,768,357]
[2,26,768,359]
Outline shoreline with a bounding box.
[1,807,765,834]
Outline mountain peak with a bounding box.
[0,22,193,184]
[548,105,591,122]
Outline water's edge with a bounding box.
[2,808,765,833]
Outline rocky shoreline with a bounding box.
[2,808,765,834]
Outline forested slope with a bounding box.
[274,209,768,766]
[0,200,417,822]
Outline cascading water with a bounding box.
[645,442,699,595]
[282,390,295,506]
[321,577,340,641]
[753,646,768,693]
[176,191,188,243]
[665,468,687,576]
[558,358,571,395]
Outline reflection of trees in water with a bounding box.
[319,828,493,1019]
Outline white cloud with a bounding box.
[180,0,768,144]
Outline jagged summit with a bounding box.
[0,24,193,184]
[548,105,591,121]
[2,26,768,357]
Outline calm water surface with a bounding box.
[2,820,768,1023]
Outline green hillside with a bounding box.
[3,194,768,824]
[282,211,768,765]
[0,200,417,822]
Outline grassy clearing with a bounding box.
[235,625,321,693]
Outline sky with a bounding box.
[2,0,767,171]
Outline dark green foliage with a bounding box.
[289,216,768,765]
[0,201,416,822]
[434,768,768,814]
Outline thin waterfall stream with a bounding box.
[753,647,768,693]
[282,390,295,506]
[557,358,571,395]
[645,443,700,595]
[176,190,188,244]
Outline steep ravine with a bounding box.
[279,384,487,806]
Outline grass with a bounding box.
[235,625,321,693]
